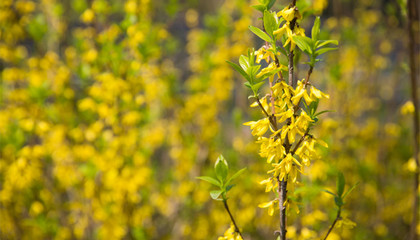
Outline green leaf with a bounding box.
[252,81,266,93]
[248,65,261,83]
[276,46,287,56]
[226,184,235,192]
[249,25,272,42]
[311,16,320,41]
[257,68,282,81]
[239,55,250,73]
[215,155,229,182]
[314,110,334,117]
[267,0,276,9]
[226,168,247,186]
[322,189,336,196]
[315,47,338,56]
[226,61,250,81]
[337,172,345,197]
[263,10,276,37]
[293,36,313,54]
[252,4,266,12]
[244,82,252,89]
[210,190,223,200]
[196,176,221,186]
[342,182,360,199]
[316,40,339,48]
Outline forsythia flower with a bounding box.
[255,47,275,64]
[258,199,278,216]
[243,118,270,136]
[278,6,302,22]
[218,225,243,240]
[400,101,415,115]
[259,178,276,192]
[268,153,302,181]
[336,218,357,229]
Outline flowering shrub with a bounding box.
[0,0,418,239]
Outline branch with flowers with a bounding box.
[199,0,357,239]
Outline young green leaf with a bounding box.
[225,184,235,192]
[249,25,272,42]
[314,110,334,117]
[244,82,252,89]
[226,61,250,81]
[263,10,277,37]
[315,47,338,56]
[316,40,339,48]
[239,55,250,72]
[251,4,266,12]
[210,190,223,200]
[252,81,266,93]
[215,155,229,182]
[196,176,221,186]
[226,167,247,186]
[322,189,337,197]
[311,16,320,41]
[337,172,345,197]
[292,36,313,54]
[342,182,360,199]
[267,0,276,10]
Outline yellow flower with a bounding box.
[254,47,275,64]
[401,101,415,115]
[278,6,302,22]
[243,118,270,136]
[310,86,330,99]
[81,9,95,23]
[283,25,306,51]
[256,62,277,78]
[291,80,316,105]
[218,225,243,240]
[259,178,276,192]
[250,96,270,115]
[258,137,285,163]
[268,153,302,181]
[336,217,357,229]
[258,199,278,216]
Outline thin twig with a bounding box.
[323,208,341,240]
[223,200,245,240]
[256,95,270,117]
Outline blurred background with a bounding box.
[0,0,419,239]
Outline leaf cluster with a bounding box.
[196,155,246,201]
[323,172,359,208]
[292,17,338,67]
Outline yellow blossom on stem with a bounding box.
[259,178,277,192]
[258,199,278,216]
[255,47,276,64]
[218,224,243,240]
[243,118,270,136]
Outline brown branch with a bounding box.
[277,176,288,240]
[256,95,270,118]
[323,208,341,240]
[408,0,420,239]
[223,200,245,240]
[288,51,294,87]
